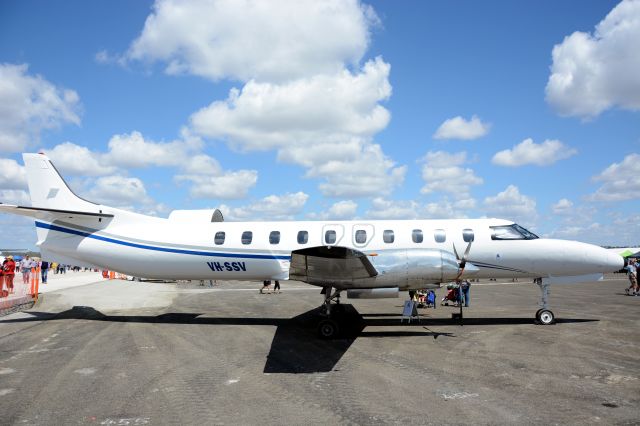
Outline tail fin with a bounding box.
[23,153,97,211]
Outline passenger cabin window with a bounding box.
[297,230,309,244]
[412,229,423,243]
[269,231,280,245]
[325,230,336,244]
[491,224,539,240]
[463,229,474,242]
[355,230,367,244]
[214,231,225,245]
[241,231,253,245]
[383,230,395,244]
[434,229,446,243]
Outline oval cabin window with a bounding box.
[241,231,253,245]
[269,231,280,245]
[214,231,225,245]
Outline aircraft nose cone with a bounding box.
[605,251,624,272]
[586,246,625,273]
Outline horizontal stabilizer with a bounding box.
[0,203,113,221]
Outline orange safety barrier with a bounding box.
[109,271,115,280]
[30,267,35,298]
[34,266,40,301]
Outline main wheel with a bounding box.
[535,308,542,319]
[536,309,555,325]
[317,319,339,339]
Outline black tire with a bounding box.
[537,309,555,325]
[535,308,542,319]
[317,319,339,339]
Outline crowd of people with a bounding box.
[0,255,82,297]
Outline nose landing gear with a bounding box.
[535,278,555,325]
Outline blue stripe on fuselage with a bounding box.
[35,221,291,261]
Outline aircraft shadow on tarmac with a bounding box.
[3,305,598,374]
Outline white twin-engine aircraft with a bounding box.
[0,153,623,337]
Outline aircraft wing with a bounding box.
[289,246,378,286]
[0,203,114,221]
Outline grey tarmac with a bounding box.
[0,275,638,425]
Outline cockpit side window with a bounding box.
[491,224,539,240]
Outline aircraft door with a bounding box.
[352,224,375,248]
[321,224,345,247]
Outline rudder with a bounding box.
[22,153,97,210]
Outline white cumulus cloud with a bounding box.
[587,153,640,201]
[483,185,537,224]
[0,63,81,152]
[551,198,574,215]
[45,142,116,176]
[492,138,577,167]
[0,158,27,190]
[175,170,258,200]
[545,0,640,118]
[190,58,391,151]
[365,198,419,220]
[310,200,359,220]
[125,0,377,83]
[420,151,483,198]
[86,175,153,207]
[105,131,202,168]
[433,115,490,140]
[219,192,309,221]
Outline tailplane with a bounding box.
[22,153,97,211]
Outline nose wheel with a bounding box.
[535,279,555,325]
[535,308,555,325]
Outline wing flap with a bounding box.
[289,246,377,285]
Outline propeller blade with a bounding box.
[455,241,473,280]
[452,243,460,260]
[462,240,472,260]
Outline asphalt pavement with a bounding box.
[0,275,638,425]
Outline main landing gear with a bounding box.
[317,286,343,339]
[535,278,555,325]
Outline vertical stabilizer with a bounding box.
[22,153,98,211]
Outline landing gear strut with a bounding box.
[317,286,342,339]
[535,278,555,325]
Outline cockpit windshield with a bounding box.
[490,224,539,240]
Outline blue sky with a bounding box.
[0,0,639,250]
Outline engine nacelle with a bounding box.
[367,248,465,290]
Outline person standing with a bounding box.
[40,260,50,284]
[0,259,4,296]
[20,255,32,285]
[273,280,281,294]
[3,256,16,294]
[260,280,272,294]
[625,259,638,295]
[624,259,638,296]
[460,279,471,307]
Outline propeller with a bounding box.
[453,240,473,280]
[453,240,473,327]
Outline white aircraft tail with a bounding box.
[22,153,97,211]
